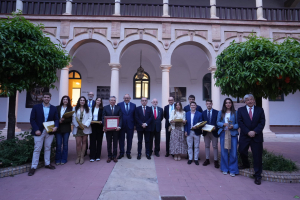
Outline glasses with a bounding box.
[141,100,147,102]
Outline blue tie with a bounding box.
[89,101,91,107]
[126,103,129,114]
[208,110,211,124]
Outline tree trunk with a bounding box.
[256,96,262,108]
[7,90,16,140]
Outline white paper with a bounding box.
[107,119,118,128]
[202,124,215,132]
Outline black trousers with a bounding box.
[137,130,150,155]
[239,138,263,179]
[165,128,171,154]
[106,131,119,158]
[90,124,104,159]
[150,130,161,154]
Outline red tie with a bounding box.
[143,107,146,116]
[249,107,253,120]
[154,108,157,119]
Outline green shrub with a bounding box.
[238,149,298,172]
[0,131,56,168]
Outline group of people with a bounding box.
[28,92,265,185]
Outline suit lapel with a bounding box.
[243,106,251,121]
[252,106,259,121]
[203,110,207,121]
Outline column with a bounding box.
[210,67,221,110]
[109,63,121,101]
[58,63,72,103]
[14,91,21,132]
[162,0,170,17]
[114,0,121,16]
[262,98,276,137]
[256,0,266,20]
[210,0,219,19]
[64,0,72,15]
[161,65,171,107]
[16,0,23,12]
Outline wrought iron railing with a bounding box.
[169,4,210,18]
[216,6,257,20]
[120,3,163,17]
[22,0,65,15]
[264,7,300,21]
[72,2,114,16]
[0,0,16,14]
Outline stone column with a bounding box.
[262,98,276,137]
[210,0,219,19]
[114,0,121,16]
[64,0,72,15]
[14,91,21,132]
[162,0,170,17]
[161,65,171,107]
[58,63,72,104]
[16,0,23,12]
[256,0,266,20]
[109,63,121,101]
[210,67,221,110]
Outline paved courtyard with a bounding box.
[0,130,300,200]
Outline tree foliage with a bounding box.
[215,35,300,100]
[0,13,70,96]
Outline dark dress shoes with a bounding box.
[238,165,250,170]
[117,155,124,159]
[45,164,56,170]
[28,168,36,176]
[137,154,141,160]
[126,154,132,159]
[155,153,160,157]
[165,153,170,157]
[107,158,111,163]
[254,178,262,185]
[194,160,199,165]
[203,159,210,166]
[113,158,118,163]
[146,155,151,160]
[214,160,220,168]
[187,160,193,165]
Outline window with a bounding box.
[203,73,211,100]
[133,72,150,99]
[69,70,82,107]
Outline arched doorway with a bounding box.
[69,70,82,107]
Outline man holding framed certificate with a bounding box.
[102,96,122,163]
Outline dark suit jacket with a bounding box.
[184,111,203,136]
[30,103,59,136]
[56,106,73,133]
[102,105,122,128]
[202,109,219,137]
[135,106,154,132]
[238,106,265,143]
[117,102,136,130]
[183,105,203,113]
[92,106,103,121]
[150,106,163,132]
[163,104,175,129]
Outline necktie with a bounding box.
[143,107,146,116]
[154,108,157,119]
[111,106,114,115]
[171,105,174,111]
[126,103,129,114]
[249,107,253,120]
[208,110,211,124]
[89,101,91,107]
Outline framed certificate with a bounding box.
[104,116,120,131]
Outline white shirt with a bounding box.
[60,106,67,118]
[191,112,195,129]
[225,113,231,123]
[246,105,254,116]
[93,107,99,121]
[169,104,174,116]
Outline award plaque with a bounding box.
[104,116,120,131]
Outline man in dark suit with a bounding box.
[164,96,176,157]
[117,94,136,159]
[202,99,219,168]
[150,98,163,157]
[135,97,154,160]
[238,94,265,185]
[102,96,122,163]
[28,92,59,176]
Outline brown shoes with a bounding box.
[113,158,118,163]
[107,158,111,163]
[214,160,220,168]
[45,164,56,170]
[28,168,36,176]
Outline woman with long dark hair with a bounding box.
[72,96,92,165]
[169,102,187,161]
[90,97,104,162]
[55,95,73,165]
[217,98,239,176]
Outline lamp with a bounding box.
[136,50,145,79]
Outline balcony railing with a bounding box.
[72,2,114,16]
[264,7,300,21]
[120,3,163,17]
[217,6,257,20]
[22,1,66,15]
[0,0,16,14]
[169,4,210,18]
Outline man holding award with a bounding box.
[102,96,122,163]
[28,92,59,176]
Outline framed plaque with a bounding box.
[104,116,120,131]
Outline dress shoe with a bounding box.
[203,159,210,166]
[214,160,220,168]
[238,165,250,170]
[254,178,261,185]
[146,155,151,160]
[28,168,36,176]
[45,164,56,170]
[187,160,193,165]
[194,160,199,165]
[106,158,111,163]
[113,158,118,163]
[126,154,132,159]
[165,153,170,157]
[137,154,141,160]
[155,153,160,157]
[117,154,124,159]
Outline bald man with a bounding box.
[150,98,163,157]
